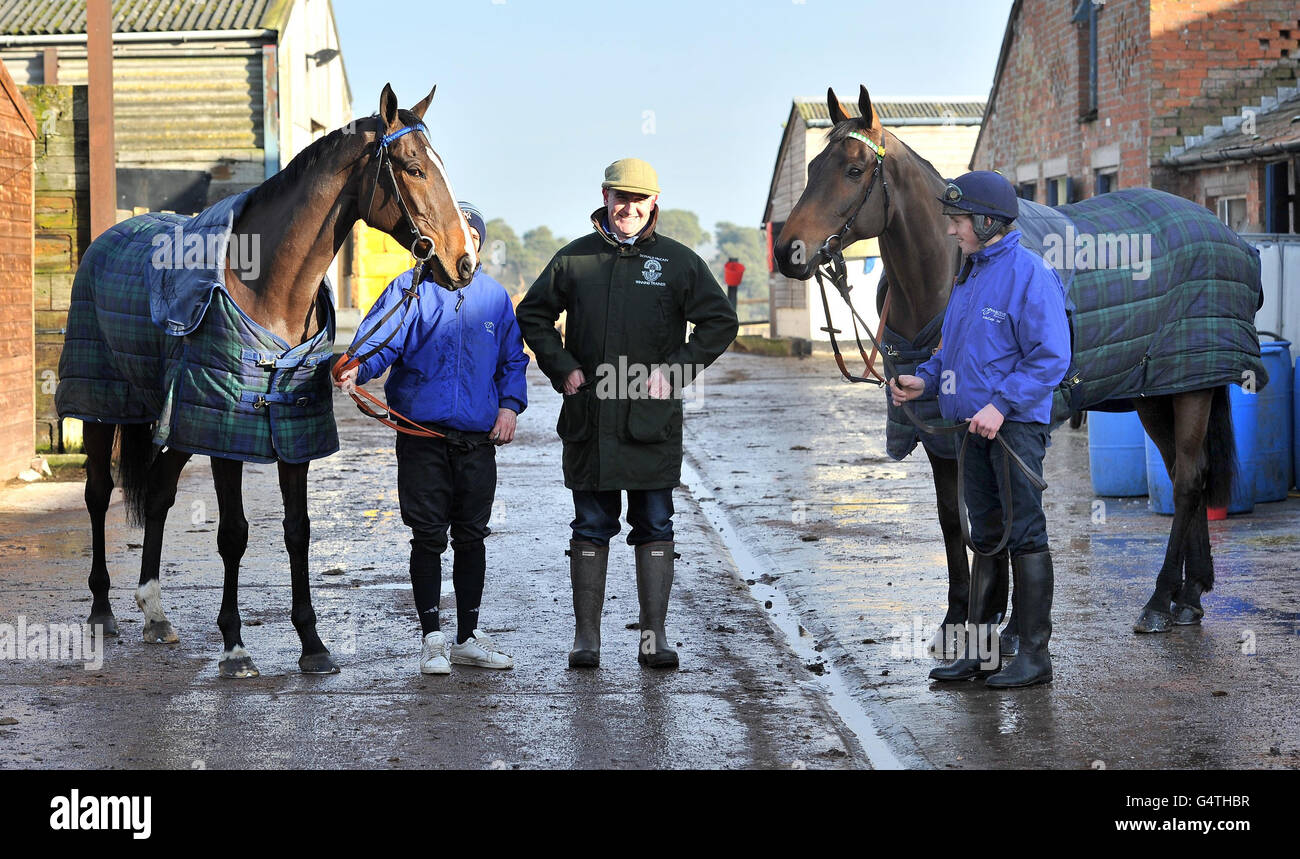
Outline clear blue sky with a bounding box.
[332,0,1014,242]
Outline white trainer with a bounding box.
[420,631,451,675]
[449,629,514,670]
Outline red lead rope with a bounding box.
[332,353,445,439]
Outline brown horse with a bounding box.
[774,85,1241,640]
[61,84,475,677]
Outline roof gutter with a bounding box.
[1161,137,1300,167]
[0,29,277,46]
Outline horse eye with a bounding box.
[848,167,864,179]
[407,166,426,179]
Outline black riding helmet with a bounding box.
[939,171,1019,243]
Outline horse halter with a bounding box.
[363,121,438,267]
[333,119,457,440]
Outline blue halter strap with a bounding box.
[378,122,428,151]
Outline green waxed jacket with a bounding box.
[516,208,739,491]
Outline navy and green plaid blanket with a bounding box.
[56,192,338,464]
[888,188,1266,461]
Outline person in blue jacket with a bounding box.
[891,171,1070,688]
[335,203,529,675]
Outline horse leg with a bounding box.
[925,447,970,657]
[83,423,119,636]
[1171,390,1216,626]
[1133,395,1209,633]
[135,447,191,643]
[278,459,338,674]
[210,457,258,678]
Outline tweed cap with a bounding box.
[601,158,660,196]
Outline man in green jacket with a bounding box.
[516,158,738,670]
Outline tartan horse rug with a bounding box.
[886,188,1267,461]
[56,190,339,464]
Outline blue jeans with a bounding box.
[571,488,674,547]
[962,420,1050,556]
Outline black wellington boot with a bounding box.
[986,550,1053,688]
[930,551,1003,681]
[635,541,679,669]
[999,553,1020,657]
[568,540,608,668]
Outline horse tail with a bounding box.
[1203,385,1235,509]
[117,423,155,529]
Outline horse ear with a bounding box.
[858,85,880,130]
[380,83,399,129]
[828,87,850,125]
[411,85,436,121]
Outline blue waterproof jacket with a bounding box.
[353,268,529,432]
[914,230,1070,424]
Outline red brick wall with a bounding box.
[0,88,34,481]
[1149,0,1300,160]
[974,0,1298,206]
[973,0,1153,197]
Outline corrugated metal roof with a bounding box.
[0,0,273,35]
[795,96,986,126]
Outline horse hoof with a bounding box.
[1133,609,1173,633]
[88,613,119,637]
[218,656,260,679]
[298,652,339,674]
[142,620,179,644]
[1172,604,1204,626]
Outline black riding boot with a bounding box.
[986,550,1053,688]
[568,540,608,668]
[635,541,679,669]
[930,551,1003,681]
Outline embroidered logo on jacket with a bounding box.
[483,321,495,334]
[981,307,1007,324]
[641,258,662,284]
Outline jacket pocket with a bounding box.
[626,396,680,443]
[557,387,594,442]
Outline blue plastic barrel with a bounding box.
[1088,410,1148,496]
[1255,341,1292,502]
[1146,384,1257,515]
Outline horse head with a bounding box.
[359,84,477,290]
[775,85,891,281]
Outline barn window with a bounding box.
[1265,160,1295,233]
[1073,0,1100,121]
[1017,182,1037,202]
[1094,169,1117,196]
[1046,177,1077,206]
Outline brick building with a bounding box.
[971,0,1299,233]
[0,60,36,481]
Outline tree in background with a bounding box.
[710,221,768,305]
[656,208,709,251]
[482,219,567,294]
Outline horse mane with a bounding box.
[825,118,947,183]
[241,109,425,211]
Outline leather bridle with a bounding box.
[332,120,450,439]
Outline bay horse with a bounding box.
[57,84,476,677]
[774,85,1261,640]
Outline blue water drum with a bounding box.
[1145,384,1258,515]
[1255,340,1293,502]
[1088,410,1148,496]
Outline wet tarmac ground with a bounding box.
[0,364,861,770]
[684,351,1300,769]
[2,351,1297,769]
